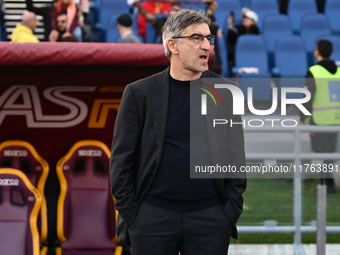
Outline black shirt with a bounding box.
[144,75,220,211]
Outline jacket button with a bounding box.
[152,170,157,175]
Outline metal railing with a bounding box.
[241,125,340,255]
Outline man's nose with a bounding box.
[200,37,211,51]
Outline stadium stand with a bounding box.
[131,14,141,42]
[145,20,157,43]
[239,0,252,8]
[89,0,101,41]
[217,35,229,77]
[177,0,205,11]
[300,13,331,65]
[214,0,242,31]
[232,35,272,100]
[1,0,333,44]
[55,140,123,255]
[272,35,308,77]
[324,0,340,35]
[144,13,167,44]
[0,140,49,247]
[262,14,293,68]
[238,73,273,101]
[221,14,230,40]
[0,168,45,255]
[232,35,269,75]
[287,0,317,34]
[93,0,129,42]
[250,0,279,33]
[272,35,307,98]
[102,0,128,15]
[106,13,121,43]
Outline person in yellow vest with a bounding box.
[11,11,40,42]
[300,39,340,193]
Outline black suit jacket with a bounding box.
[110,67,246,246]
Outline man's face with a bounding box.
[175,23,212,75]
[314,46,320,59]
[26,14,38,30]
[242,17,255,28]
[57,14,67,32]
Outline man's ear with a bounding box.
[167,38,179,55]
[314,48,320,59]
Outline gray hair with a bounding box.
[162,9,209,58]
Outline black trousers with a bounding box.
[128,202,232,255]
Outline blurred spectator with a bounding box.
[205,0,223,75]
[228,8,259,66]
[204,0,218,25]
[26,0,55,41]
[279,0,289,14]
[132,0,180,42]
[117,14,141,43]
[11,11,39,42]
[300,39,340,194]
[49,0,82,42]
[136,0,174,41]
[228,8,259,48]
[281,0,325,14]
[75,0,90,41]
[55,12,68,41]
[74,0,89,22]
[316,0,326,13]
[60,34,78,42]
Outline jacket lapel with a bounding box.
[151,67,170,165]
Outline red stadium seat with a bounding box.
[0,140,49,245]
[56,140,123,255]
[0,168,44,255]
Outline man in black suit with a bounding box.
[110,9,246,255]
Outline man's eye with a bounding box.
[193,36,202,40]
